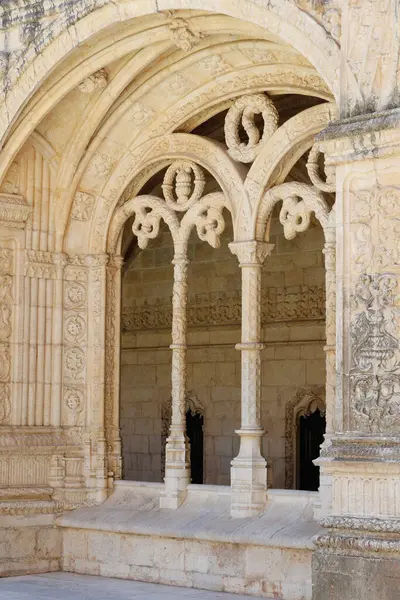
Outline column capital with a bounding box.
[229,241,274,266]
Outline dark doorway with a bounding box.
[186,410,204,484]
[298,409,326,491]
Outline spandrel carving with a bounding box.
[224,94,279,163]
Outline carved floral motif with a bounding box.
[350,273,400,433]
[0,193,31,228]
[64,387,84,426]
[64,347,85,380]
[64,282,87,309]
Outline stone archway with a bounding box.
[284,387,326,490]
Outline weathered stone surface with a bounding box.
[312,550,400,600]
[0,2,399,599]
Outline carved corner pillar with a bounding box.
[160,249,191,509]
[312,112,400,599]
[315,222,336,519]
[86,254,109,503]
[229,241,274,517]
[105,254,124,484]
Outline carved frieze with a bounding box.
[314,533,400,556]
[0,193,31,228]
[350,187,400,272]
[122,285,325,332]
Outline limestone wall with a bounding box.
[120,212,326,487]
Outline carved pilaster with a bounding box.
[228,240,274,517]
[105,254,124,483]
[0,246,14,426]
[86,253,109,502]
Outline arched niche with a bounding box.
[285,387,326,490]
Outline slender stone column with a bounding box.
[229,241,274,517]
[315,225,336,519]
[160,246,191,509]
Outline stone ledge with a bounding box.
[57,482,321,550]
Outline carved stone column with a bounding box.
[229,241,274,517]
[315,224,336,519]
[86,254,109,503]
[105,254,124,484]
[160,246,191,509]
[313,113,400,599]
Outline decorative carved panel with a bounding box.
[0,246,13,425]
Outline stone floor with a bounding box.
[0,573,268,599]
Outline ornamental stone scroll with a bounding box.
[255,181,331,243]
[224,93,279,163]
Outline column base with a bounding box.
[160,431,190,509]
[230,429,267,518]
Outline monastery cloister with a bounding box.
[0,2,399,599]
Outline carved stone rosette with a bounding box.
[63,257,88,430]
[228,240,274,517]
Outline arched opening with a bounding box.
[298,407,326,491]
[0,0,337,522]
[186,408,204,484]
[118,155,238,485]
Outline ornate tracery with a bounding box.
[103,91,336,515]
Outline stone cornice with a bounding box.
[316,108,400,164]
